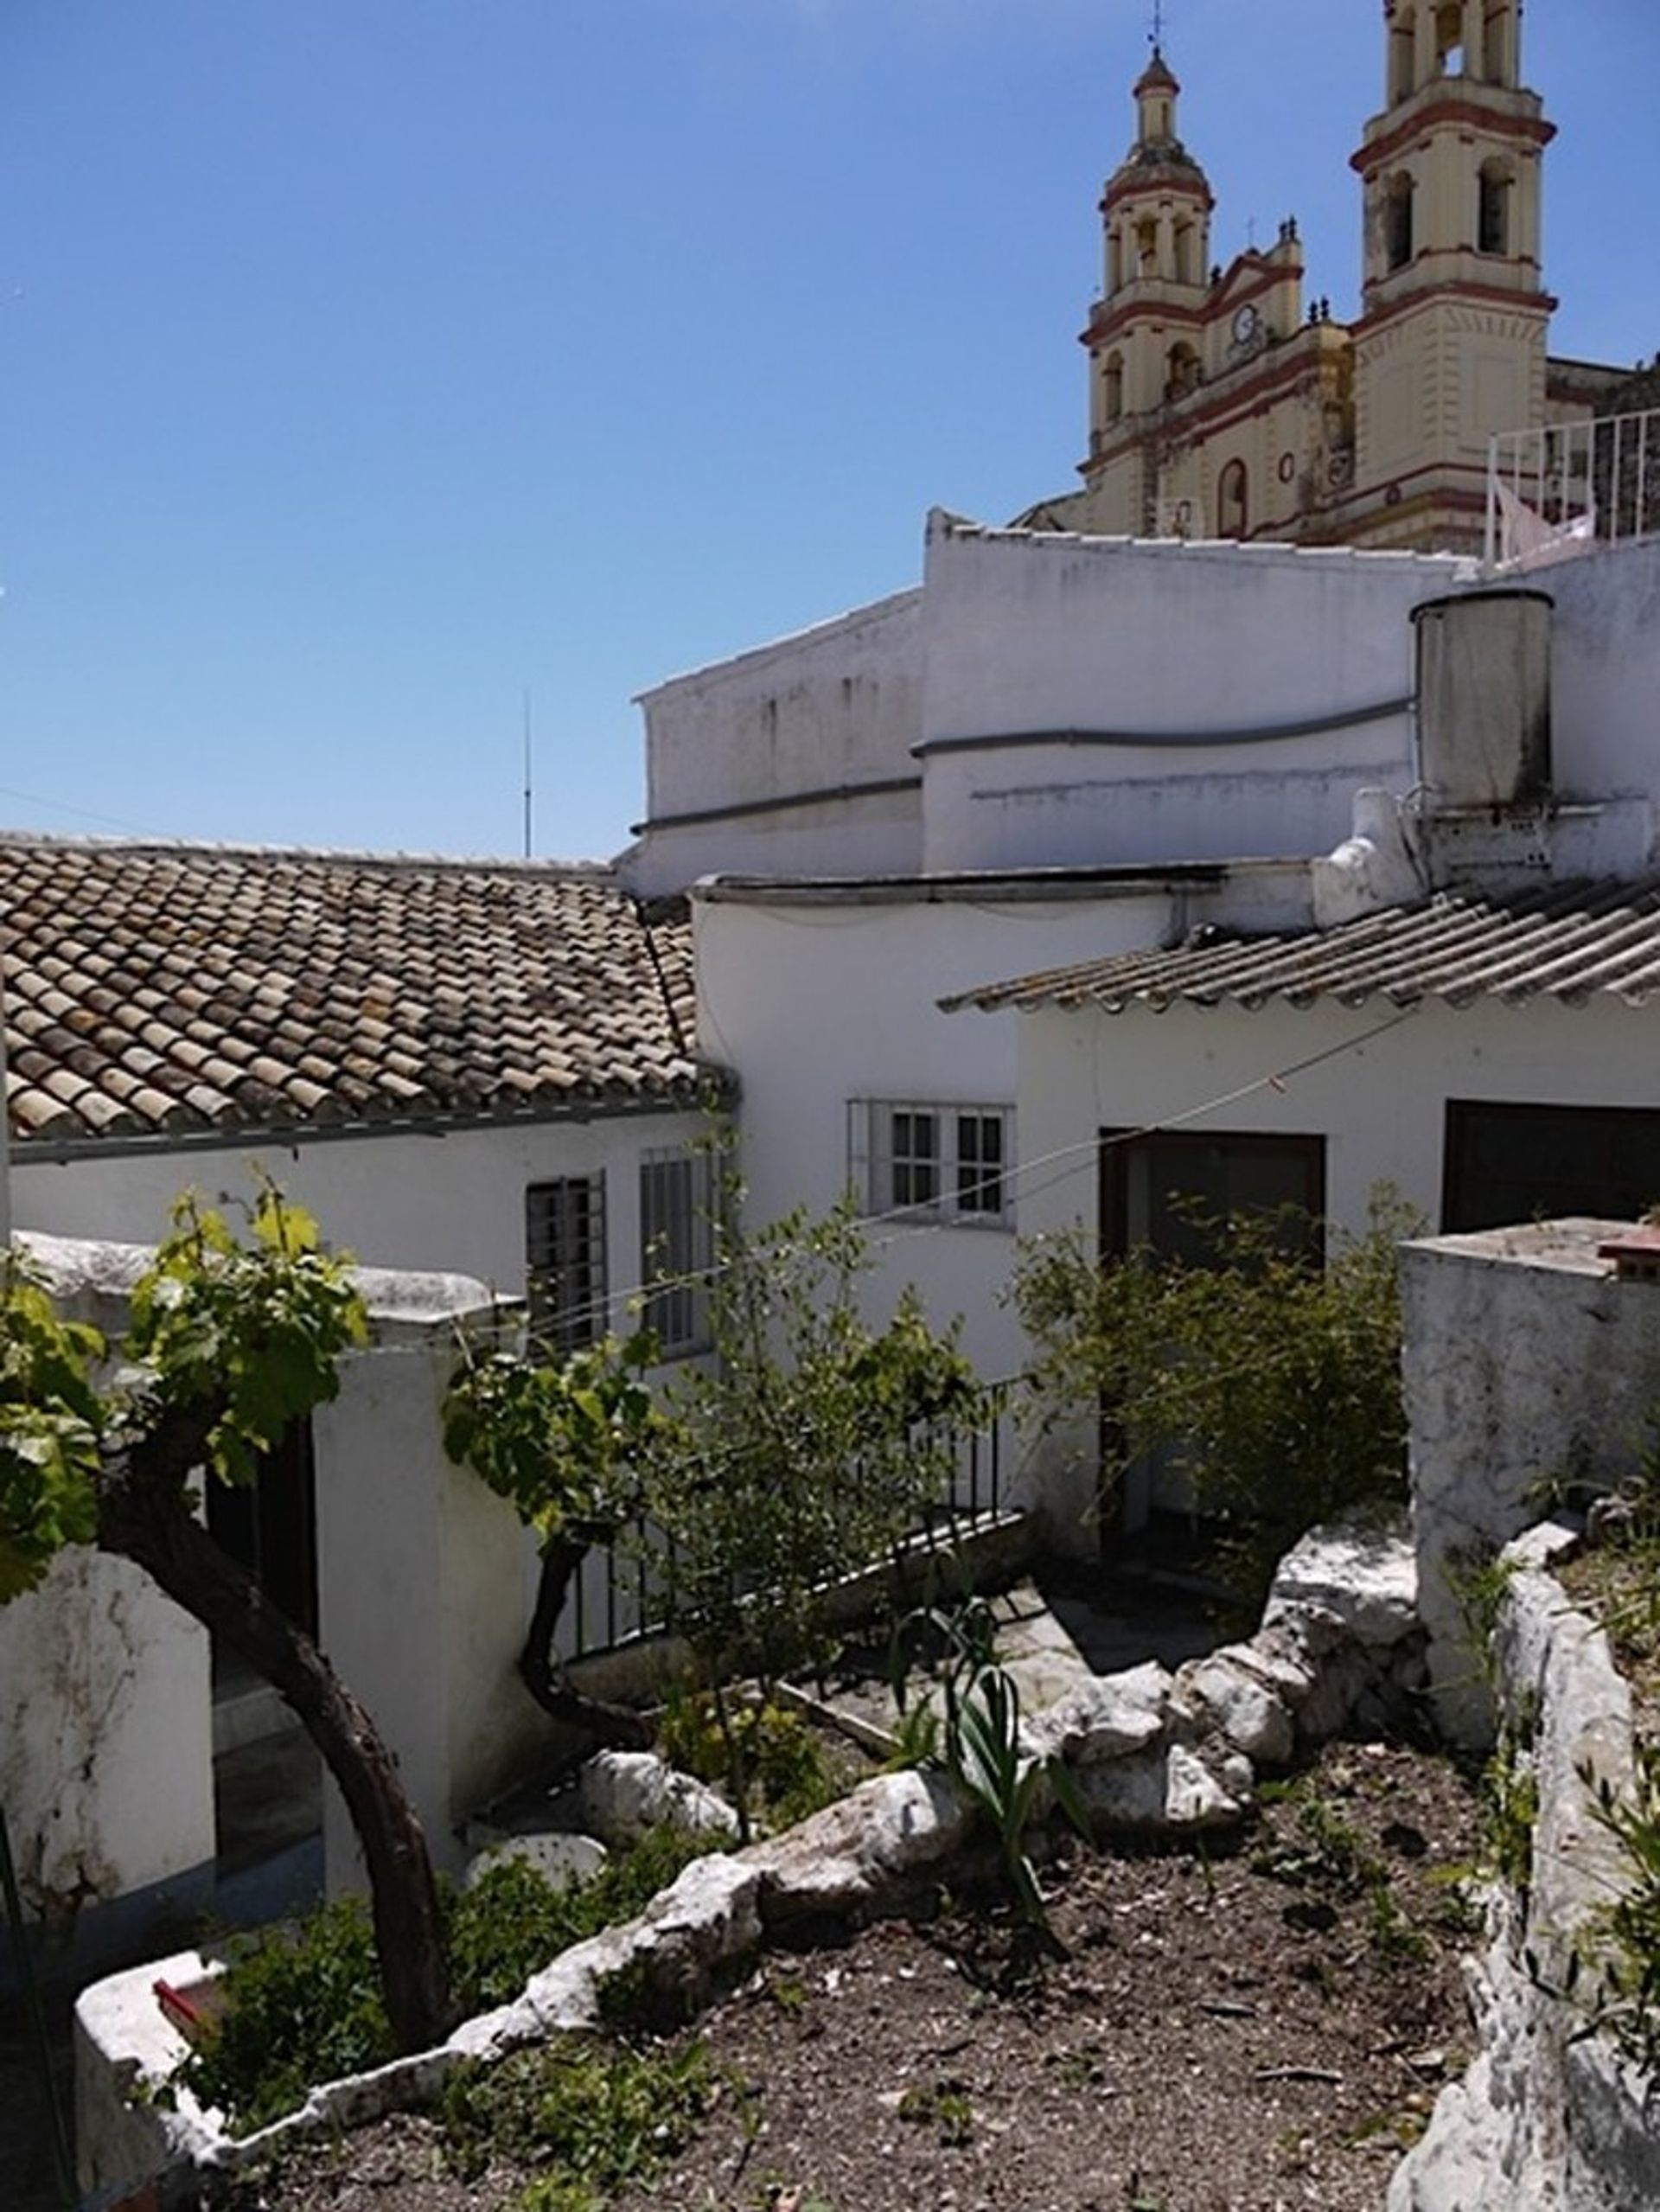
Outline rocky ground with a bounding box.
[209,1736,1483,2212]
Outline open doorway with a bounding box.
[1097,1128,1326,1546]
[206,1421,323,1889]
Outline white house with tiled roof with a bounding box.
[0,840,729,1972]
[627,510,1660,1541]
[3,839,725,1356]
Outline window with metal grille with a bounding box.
[640,1148,714,1358]
[526,1174,607,1355]
[849,1102,1014,1227]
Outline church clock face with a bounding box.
[1231,303,1261,344]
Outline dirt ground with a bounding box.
[211,1736,1483,2212]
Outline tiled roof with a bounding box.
[2,838,706,1146]
[942,879,1660,1017]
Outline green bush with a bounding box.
[178,1895,392,2135]
[658,1687,838,1829]
[179,1825,715,2133]
[1011,1187,1418,1595]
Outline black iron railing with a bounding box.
[558,1378,1022,1663]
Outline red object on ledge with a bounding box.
[1597,1227,1660,1283]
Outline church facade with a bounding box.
[1025,1,1625,553]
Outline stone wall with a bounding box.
[1400,1218,1660,1745]
[1389,1523,1660,2211]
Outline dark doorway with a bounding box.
[1097,1128,1328,1541]
[205,1418,318,1643]
[1442,1100,1660,1233]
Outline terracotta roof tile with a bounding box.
[942,879,1660,1018]
[1,839,706,1147]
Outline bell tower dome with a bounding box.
[1346,0,1555,547]
[1082,45,1215,491]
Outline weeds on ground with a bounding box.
[441,2033,717,2210]
[1254,1773,1431,1964]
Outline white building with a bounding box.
[625,511,1660,1538]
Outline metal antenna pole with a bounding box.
[0,1801,76,2209]
[522,690,533,860]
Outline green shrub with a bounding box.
[658,1687,838,1829]
[177,1896,392,2136]
[1011,1187,1418,1596]
[179,1825,716,2132]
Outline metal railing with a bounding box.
[557,1378,1024,1663]
[1486,406,1660,569]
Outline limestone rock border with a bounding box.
[75,1522,1426,2207]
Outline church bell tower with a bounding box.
[1079,46,1215,524]
[1347,0,1555,548]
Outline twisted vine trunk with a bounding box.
[98,1415,456,2055]
[518,1528,653,1749]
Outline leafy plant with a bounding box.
[1011,1186,1420,1596]
[447,1173,990,1838]
[181,1826,716,2131]
[658,1689,840,1830]
[893,1593,1089,1940]
[179,1896,392,2136]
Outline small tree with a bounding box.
[1,1192,455,2053]
[643,1199,985,1826]
[444,1192,987,1834]
[1011,1190,1416,1595]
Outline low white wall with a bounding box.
[309,1271,553,1894]
[1391,1525,1660,2211]
[1399,1220,1660,1743]
[0,1547,213,1924]
[0,1238,550,1971]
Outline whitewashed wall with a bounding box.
[9,1108,709,1329]
[914,517,1474,873]
[0,1242,555,1957]
[1012,992,1660,1258]
[695,881,1178,1384]
[629,590,925,897]
[1547,534,1660,803]
[314,1271,551,1895]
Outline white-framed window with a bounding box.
[849,1101,1015,1227]
[640,1147,715,1358]
[526,1173,608,1356]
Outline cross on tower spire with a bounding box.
[1150,1,1166,53]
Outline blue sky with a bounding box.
[3,1,1656,862]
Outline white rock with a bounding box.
[523,1851,763,2030]
[1175,1652,1295,1766]
[1165,1742,1253,1827]
[1223,1624,1321,1710]
[1021,1659,1172,1766]
[1265,1522,1419,1648]
[463,1831,607,1890]
[578,1749,739,1845]
[1075,1742,1251,1832]
[749,1768,973,1921]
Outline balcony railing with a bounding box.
[557,1378,1024,1662]
[1486,407,1660,570]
